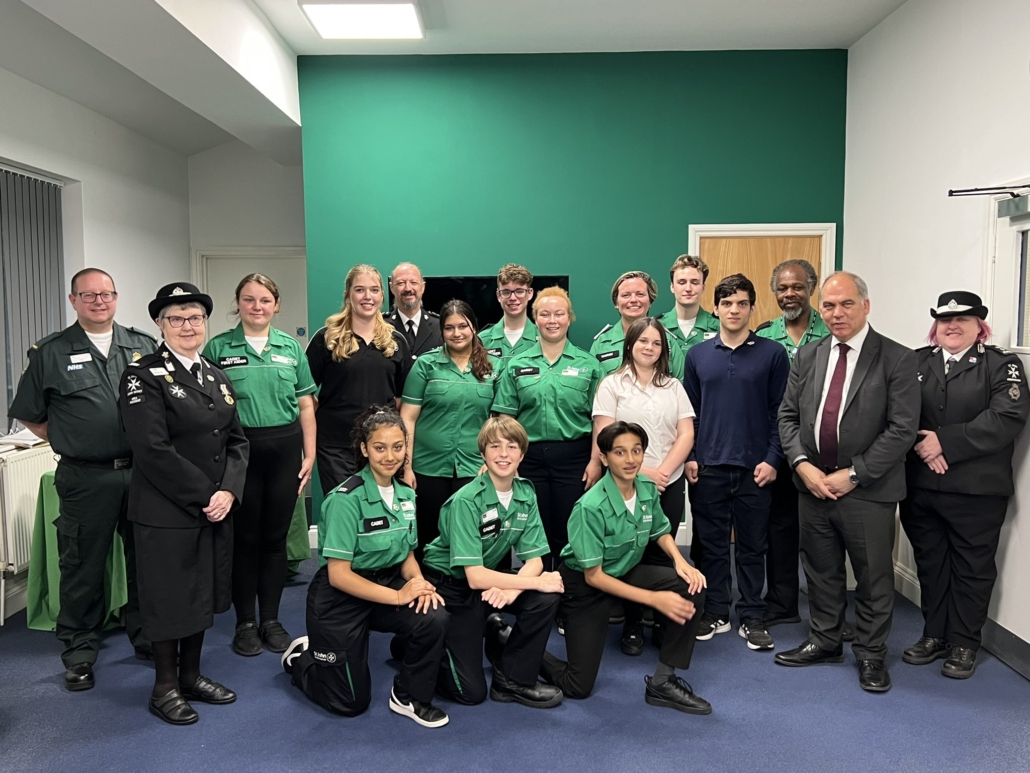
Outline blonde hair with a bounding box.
[611,271,658,306]
[532,286,575,323]
[324,265,398,361]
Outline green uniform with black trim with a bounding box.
[318,466,417,570]
[423,475,548,577]
[203,324,316,428]
[589,320,686,380]
[8,321,157,666]
[479,319,538,366]
[491,341,602,442]
[560,472,671,578]
[657,307,721,354]
[755,309,830,364]
[400,347,498,478]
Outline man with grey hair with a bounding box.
[774,271,919,693]
[386,262,441,362]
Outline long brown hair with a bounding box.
[619,317,673,387]
[324,265,398,361]
[439,299,492,381]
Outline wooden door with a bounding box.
[699,235,823,327]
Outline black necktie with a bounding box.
[190,363,202,385]
[405,319,416,349]
[945,356,957,375]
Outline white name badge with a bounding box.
[561,367,580,376]
[481,508,499,523]
[400,500,414,511]
[149,367,168,376]
[271,354,297,365]
[70,353,93,363]
[703,332,717,340]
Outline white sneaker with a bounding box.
[281,636,309,674]
[389,685,449,728]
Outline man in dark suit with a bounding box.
[774,272,919,693]
[385,262,442,362]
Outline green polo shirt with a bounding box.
[589,320,686,380]
[479,318,538,365]
[657,307,721,353]
[560,472,670,578]
[423,475,549,579]
[203,325,316,428]
[492,341,602,443]
[755,309,830,364]
[8,322,157,461]
[318,466,417,571]
[401,347,498,477]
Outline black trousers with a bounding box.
[53,462,146,666]
[291,565,448,716]
[425,568,559,704]
[316,443,357,497]
[899,488,1008,649]
[764,459,801,619]
[625,476,686,625]
[544,563,705,700]
[413,474,473,561]
[519,437,591,570]
[233,423,303,624]
[799,493,896,661]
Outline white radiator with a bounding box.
[0,445,57,622]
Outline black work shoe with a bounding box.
[842,621,856,642]
[389,683,449,728]
[64,663,95,692]
[258,620,292,653]
[695,612,731,641]
[178,675,237,704]
[233,622,262,656]
[942,646,977,679]
[282,636,309,675]
[490,668,563,708]
[858,659,891,692]
[763,611,802,628]
[621,624,645,656]
[644,675,712,715]
[485,613,511,665]
[774,641,845,667]
[902,637,950,665]
[149,688,198,725]
[739,618,775,651]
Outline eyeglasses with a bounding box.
[163,314,207,328]
[76,292,117,303]
[498,288,529,299]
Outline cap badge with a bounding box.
[947,299,958,310]
[171,287,187,296]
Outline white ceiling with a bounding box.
[254,0,909,55]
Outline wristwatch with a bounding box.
[848,466,859,485]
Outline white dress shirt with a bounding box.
[942,345,972,370]
[169,348,203,384]
[814,322,871,452]
[397,309,420,337]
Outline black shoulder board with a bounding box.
[593,323,613,341]
[424,310,439,318]
[128,326,158,342]
[755,320,773,332]
[335,474,364,495]
[913,344,933,352]
[29,330,63,352]
[986,344,1014,356]
[597,351,620,362]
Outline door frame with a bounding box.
[687,222,837,286]
[190,246,307,292]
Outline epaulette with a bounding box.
[128,326,158,342]
[593,323,613,341]
[334,474,364,495]
[914,345,934,352]
[755,320,773,332]
[424,310,439,318]
[28,330,63,352]
[513,476,536,495]
[986,344,1014,356]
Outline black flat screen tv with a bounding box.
[389,275,570,328]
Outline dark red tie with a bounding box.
[819,342,850,470]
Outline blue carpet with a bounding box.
[2,557,1029,773]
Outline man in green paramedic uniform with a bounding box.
[478,263,539,365]
[8,268,157,691]
[658,254,721,356]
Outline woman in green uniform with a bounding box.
[203,274,317,657]
[541,421,710,714]
[492,286,604,570]
[400,300,497,557]
[281,405,450,728]
[421,416,563,708]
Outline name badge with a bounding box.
[479,520,501,538]
[515,367,540,377]
[703,332,717,340]
[149,367,168,376]
[561,367,581,376]
[363,517,389,532]
[597,351,620,362]
[271,354,297,365]
[487,348,502,357]
[70,353,93,363]
[219,356,249,367]
[481,508,499,523]
[400,501,415,511]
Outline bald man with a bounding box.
[386,263,442,362]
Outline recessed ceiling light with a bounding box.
[300,2,424,40]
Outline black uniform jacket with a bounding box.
[907,344,1029,496]
[386,307,442,361]
[118,344,249,528]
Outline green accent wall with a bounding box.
[299,50,847,349]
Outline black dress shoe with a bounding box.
[258,620,292,653]
[149,689,199,725]
[942,646,977,679]
[233,622,262,657]
[490,668,563,708]
[485,613,512,665]
[763,611,802,628]
[774,641,844,667]
[902,636,950,665]
[178,675,237,705]
[858,659,891,692]
[65,663,95,692]
[842,622,856,642]
[644,675,712,715]
[620,624,644,656]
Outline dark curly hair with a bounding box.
[351,404,408,474]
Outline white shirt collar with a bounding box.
[942,345,973,366]
[832,322,870,353]
[397,308,420,328]
[169,348,201,372]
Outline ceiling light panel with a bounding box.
[300,2,424,40]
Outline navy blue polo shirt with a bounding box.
[683,332,790,469]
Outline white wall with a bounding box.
[0,66,190,332]
[845,0,1030,643]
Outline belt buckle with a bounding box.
[113,458,131,470]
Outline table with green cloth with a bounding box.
[25,471,311,630]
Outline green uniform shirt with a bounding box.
[492,341,602,443]
[423,475,549,579]
[8,322,157,460]
[589,320,686,380]
[657,307,721,353]
[479,318,538,365]
[318,466,417,570]
[755,309,830,364]
[560,472,670,578]
[401,347,498,477]
[203,325,316,428]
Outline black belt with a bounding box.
[61,456,132,470]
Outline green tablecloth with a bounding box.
[286,495,312,573]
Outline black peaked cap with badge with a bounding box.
[930,291,988,320]
[149,282,214,321]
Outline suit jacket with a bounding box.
[386,307,442,362]
[778,325,920,503]
[118,344,249,528]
